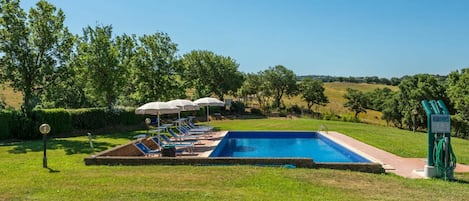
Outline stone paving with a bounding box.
[321,131,469,178]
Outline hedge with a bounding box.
[0,107,145,140]
[0,110,18,140]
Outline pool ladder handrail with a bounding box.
[318,124,328,134]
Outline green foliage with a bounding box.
[239,73,272,111]
[343,88,368,118]
[382,93,404,128]
[447,68,469,138]
[263,65,298,108]
[68,108,106,129]
[0,0,74,113]
[33,108,73,136]
[250,108,263,115]
[0,109,18,139]
[398,74,448,130]
[298,78,328,112]
[366,87,395,111]
[124,33,185,105]
[182,50,244,100]
[76,25,122,109]
[230,101,245,114]
[287,104,302,115]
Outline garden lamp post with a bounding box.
[39,124,51,168]
[145,118,151,135]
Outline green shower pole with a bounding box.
[421,100,434,166]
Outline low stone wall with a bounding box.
[93,138,156,157]
[84,156,385,174]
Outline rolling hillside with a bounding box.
[283,82,398,125]
[0,84,22,109]
[0,82,399,125]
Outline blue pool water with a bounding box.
[209,131,370,163]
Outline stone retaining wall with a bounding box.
[84,156,385,174]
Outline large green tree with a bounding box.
[263,65,298,108]
[127,33,184,105]
[0,0,73,114]
[397,74,447,130]
[238,72,272,111]
[343,88,368,118]
[182,50,243,100]
[76,25,122,109]
[298,78,328,112]
[447,68,469,137]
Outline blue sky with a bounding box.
[21,0,469,78]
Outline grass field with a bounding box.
[0,83,22,109]
[1,118,468,200]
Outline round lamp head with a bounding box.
[145,118,151,125]
[39,124,51,135]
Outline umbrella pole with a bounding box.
[207,106,210,124]
[157,113,161,152]
[178,111,181,127]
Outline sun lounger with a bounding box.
[134,142,161,156]
[176,126,205,135]
[151,136,194,152]
[188,121,214,130]
[168,128,200,142]
[160,134,198,144]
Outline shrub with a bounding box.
[230,101,245,114]
[287,104,302,115]
[250,108,263,115]
[322,112,340,121]
[0,110,19,140]
[279,110,288,117]
[33,108,73,136]
[69,108,106,129]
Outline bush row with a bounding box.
[0,108,145,140]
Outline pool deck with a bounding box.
[320,131,469,178]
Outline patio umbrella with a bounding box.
[166,99,200,126]
[193,97,225,124]
[135,102,180,147]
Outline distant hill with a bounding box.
[0,84,22,109]
[298,74,448,86]
[1,82,398,125]
[283,82,399,125]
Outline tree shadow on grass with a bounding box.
[6,138,119,155]
[2,130,145,155]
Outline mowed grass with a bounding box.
[1,118,469,200]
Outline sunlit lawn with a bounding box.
[1,118,468,200]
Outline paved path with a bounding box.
[321,131,469,178]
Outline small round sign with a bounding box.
[39,124,51,135]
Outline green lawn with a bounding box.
[1,118,469,200]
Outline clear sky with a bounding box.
[20,0,469,78]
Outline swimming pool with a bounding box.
[209,131,370,163]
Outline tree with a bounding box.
[0,0,73,114]
[263,65,298,108]
[381,93,404,128]
[238,72,272,111]
[398,74,448,130]
[343,88,369,118]
[447,68,469,137]
[126,33,185,105]
[182,50,244,100]
[298,78,328,112]
[366,87,395,111]
[76,25,122,109]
